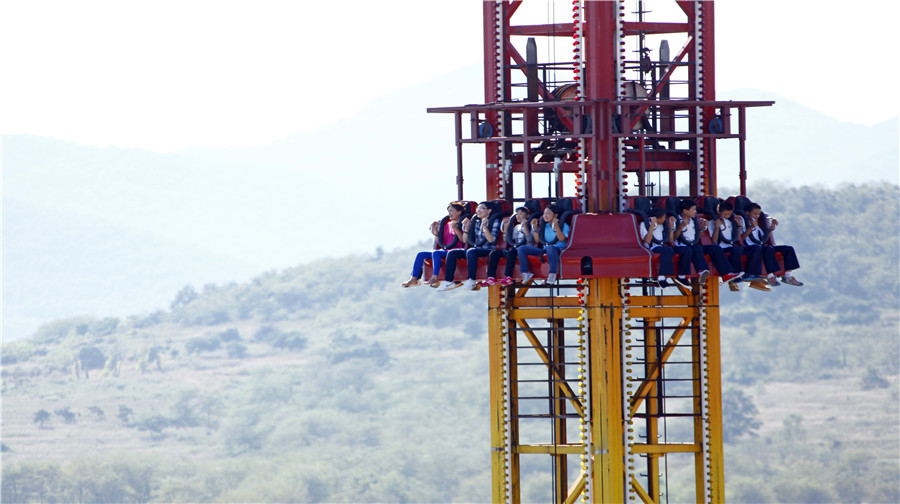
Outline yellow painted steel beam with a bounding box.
[512,320,585,416]
[487,286,507,504]
[511,307,583,320]
[628,295,700,307]
[630,476,655,504]
[511,296,583,307]
[588,278,626,503]
[630,443,701,454]
[628,319,691,416]
[564,472,587,504]
[704,281,726,502]
[517,444,585,455]
[627,306,700,319]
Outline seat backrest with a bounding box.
[626,196,653,224]
[555,197,583,225]
[726,195,752,227]
[486,199,512,220]
[696,195,721,220]
[524,198,550,220]
[655,196,681,218]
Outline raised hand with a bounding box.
[462,217,471,231]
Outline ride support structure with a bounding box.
[427,1,774,502]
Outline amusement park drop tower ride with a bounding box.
[427,1,775,502]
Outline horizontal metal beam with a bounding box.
[630,443,701,454]
[517,444,584,455]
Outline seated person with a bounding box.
[639,207,683,288]
[744,202,803,287]
[438,202,502,291]
[402,202,466,287]
[673,200,743,286]
[709,201,759,292]
[517,204,570,284]
[483,206,534,287]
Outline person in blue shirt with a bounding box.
[516,203,570,284]
[437,202,502,291]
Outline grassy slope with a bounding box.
[2,183,899,503]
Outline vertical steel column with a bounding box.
[484,0,505,200]
[704,280,725,502]
[587,278,625,502]
[585,1,619,213]
[699,0,717,195]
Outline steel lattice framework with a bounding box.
[427,1,773,502]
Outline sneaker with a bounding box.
[672,276,689,289]
[748,280,771,292]
[698,270,710,284]
[426,275,441,287]
[728,281,741,292]
[657,279,671,288]
[461,279,478,290]
[545,273,557,284]
[481,277,498,287]
[781,274,804,287]
[436,281,462,292]
[401,277,421,288]
[722,272,743,284]
[498,276,514,286]
[521,272,534,282]
[767,274,781,287]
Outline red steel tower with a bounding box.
[427,1,774,502]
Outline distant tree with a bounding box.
[170,285,198,311]
[273,332,307,352]
[253,325,283,342]
[227,343,248,359]
[722,388,761,443]
[34,409,51,428]
[198,395,224,429]
[118,405,133,424]
[218,328,242,342]
[185,337,221,354]
[861,366,889,389]
[54,407,76,424]
[92,317,120,336]
[77,346,106,378]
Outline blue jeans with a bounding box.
[445,248,494,281]
[410,249,449,278]
[518,245,563,274]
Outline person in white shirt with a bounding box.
[744,202,803,287]
[673,200,743,286]
[709,201,762,292]
[639,207,683,288]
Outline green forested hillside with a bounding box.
[2,183,898,503]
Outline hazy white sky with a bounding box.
[2,0,897,152]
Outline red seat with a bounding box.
[560,213,652,278]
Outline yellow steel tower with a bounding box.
[427,1,774,501]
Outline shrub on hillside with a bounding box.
[185,337,221,354]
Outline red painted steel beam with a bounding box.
[509,22,688,38]
[586,0,618,213]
